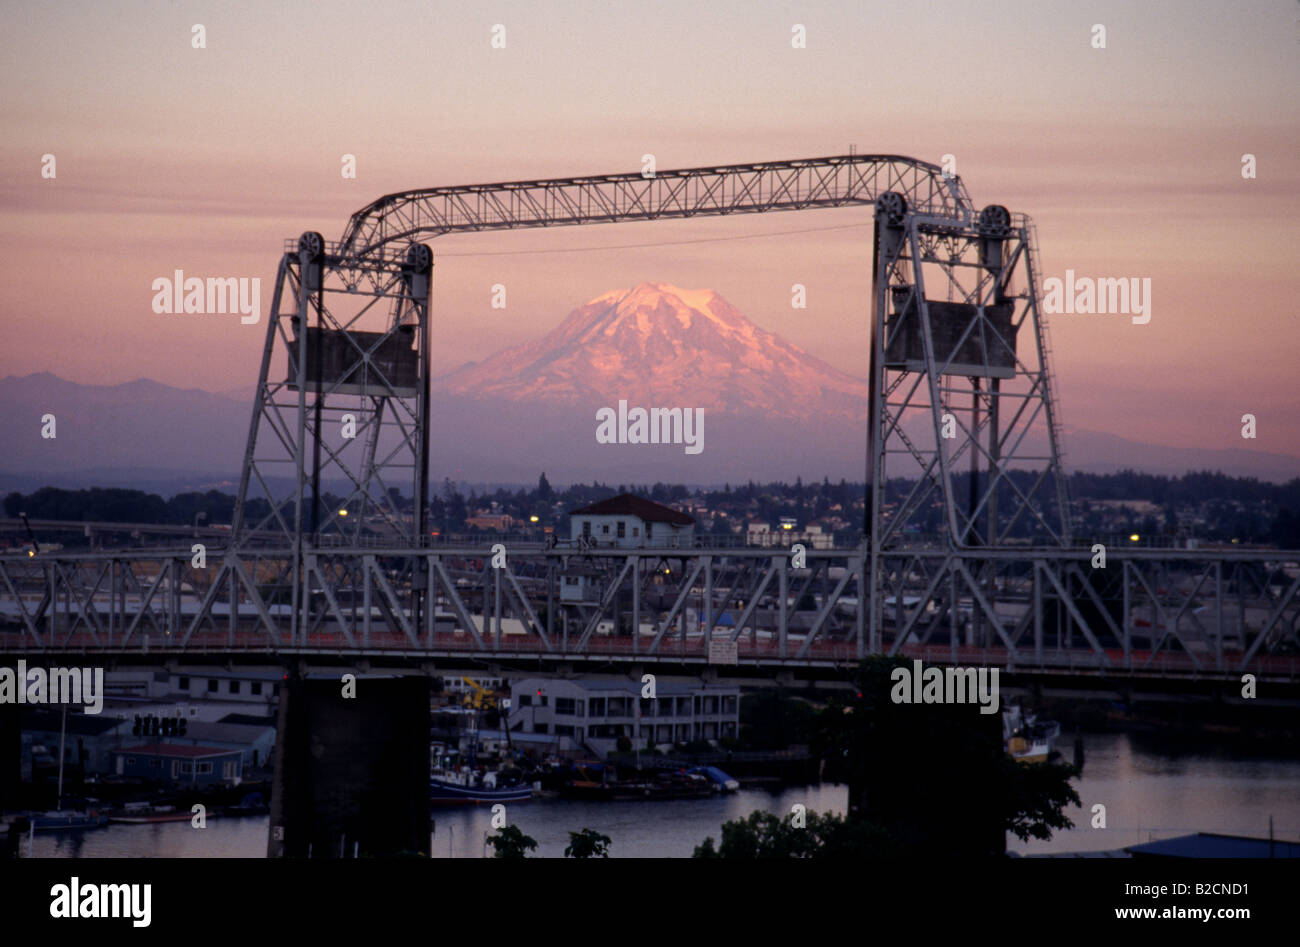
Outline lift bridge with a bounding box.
[2,156,1299,683]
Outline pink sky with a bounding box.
[1,0,1297,460]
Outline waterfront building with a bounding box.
[111,743,244,786]
[505,677,740,758]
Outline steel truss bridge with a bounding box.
[1,543,1297,682]
[3,155,1297,682]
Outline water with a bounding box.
[26,733,1300,857]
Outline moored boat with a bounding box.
[109,804,203,824]
[31,810,109,831]
[431,770,533,805]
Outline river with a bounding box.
[26,732,1300,857]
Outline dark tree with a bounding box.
[564,828,612,858]
[486,824,537,859]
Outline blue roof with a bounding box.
[1127,833,1300,859]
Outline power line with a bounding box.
[435,222,872,257]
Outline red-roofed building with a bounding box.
[112,743,243,785]
[568,493,695,548]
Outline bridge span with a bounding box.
[2,542,1296,683]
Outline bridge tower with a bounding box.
[231,234,436,637]
[864,190,1072,647]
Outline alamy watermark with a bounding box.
[1042,270,1151,325]
[50,877,150,927]
[595,400,703,455]
[0,661,104,714]
[151,270,260,324]
[889,659,999,714]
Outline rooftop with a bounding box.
[569,493,694,526]
[1126,833,1300,859]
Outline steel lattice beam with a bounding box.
[338,155,973,259]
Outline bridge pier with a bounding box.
[0,699,18,811]
[268,674,430,858]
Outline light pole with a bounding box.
[193,511,208,538]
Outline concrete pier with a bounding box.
[0,700,18,811]
[268,674,430,858]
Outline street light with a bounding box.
[193,511,207,538]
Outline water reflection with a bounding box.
[24,733,1300,857]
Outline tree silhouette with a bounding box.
[486,824,537,859]
[564,828,611,858]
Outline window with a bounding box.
[178,676,190,690]
[229,681,241,695]
[601,524,609,535]
[518,693,532,707]
[555,725,574,737]
[588,697,605,716]
[126,757,137,765]
[251,682,262,695]
[223,761,238,779]
[582,521,591,538]
[189,707,199,716]
[533,722,548,734]
[149,759,161,769]
[556,698,576,716]
[196,762,213,775]
[616,521,626,538]
[539,695,548,707]
[721,696,737,714]
[207,679,218,693]
[180,762,194,774]
[632,527,639,537]
[639,697,654,716]
[171,761,179,779]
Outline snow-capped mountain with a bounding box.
[433,282,867,419]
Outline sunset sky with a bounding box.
[1,0,1297,462]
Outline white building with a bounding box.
[568,493,695,549]
[505,677,741,759]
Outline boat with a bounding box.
[430,770,533,805]
[31,810,109,831]
[686,765,740,792]
[109,804,204,824]
[226,791,269,816]
[1024,711,1062,744]
[1003,704,1052,764]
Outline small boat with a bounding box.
[31,810,109,831]
[687,766,740,792]
[1003,703,1053,764]
[226,791,269,816]
[109,804,203,824]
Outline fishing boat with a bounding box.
[430,769,533,805]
